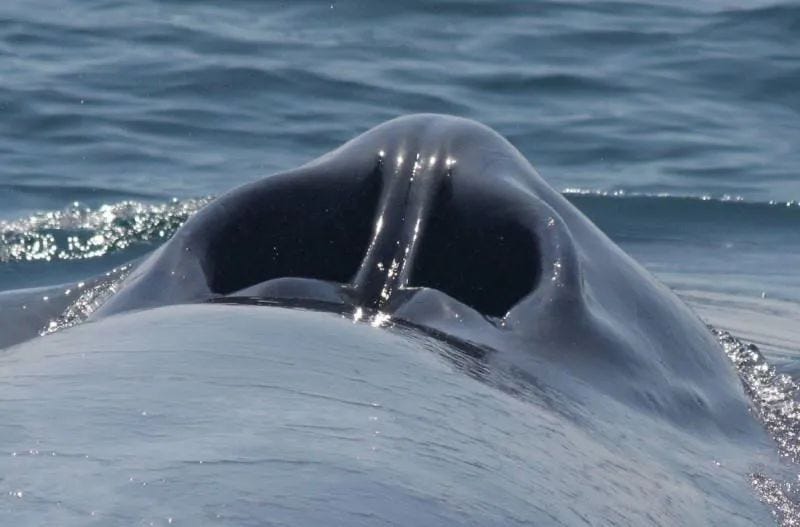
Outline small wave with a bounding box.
[714,329,800,464]
[562,187,800,208]
[0,198,212,263]
[457,71,626,96]
[752,474,800,527]
[564,188,800,243]
[39,264,132,336]
[713,328,800,526]
[0,182,163,203]
[707,4,800,37]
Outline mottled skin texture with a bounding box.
[90,114,755,434]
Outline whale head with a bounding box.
[2,114,774,525]
[94,114,751,431]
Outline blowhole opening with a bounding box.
[409,188,540,317]
[204,169,382,295]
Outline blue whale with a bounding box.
[93,114,752,429]
[0,115,779,524]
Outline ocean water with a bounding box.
[1,0,799,524]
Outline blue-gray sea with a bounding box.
[1,0,799,525]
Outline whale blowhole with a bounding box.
[203,168,383,295]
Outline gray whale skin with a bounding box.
[97,113,745,425]
[1,115,778,525]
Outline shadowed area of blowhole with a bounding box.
[204,168,383,294]
[409,187,540,317]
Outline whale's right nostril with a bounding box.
[409,190,541,318]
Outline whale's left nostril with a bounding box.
[203,170,382,295]
[409,190,541,318]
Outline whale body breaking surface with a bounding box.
[0,115,788,524]
[92,114,755,429]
